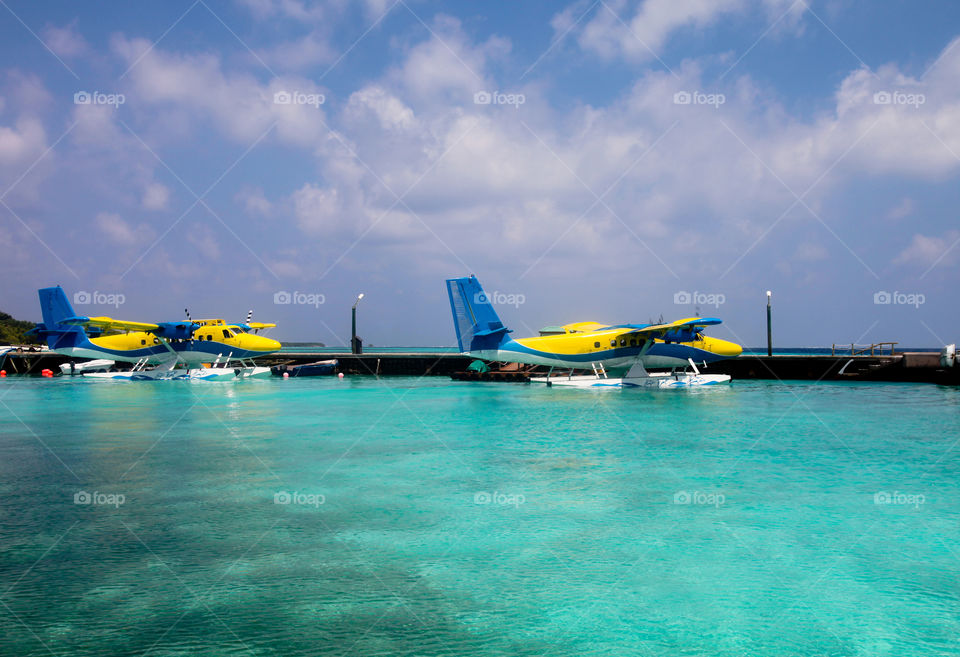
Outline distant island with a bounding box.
[0,311,40,345]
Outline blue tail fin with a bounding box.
[34,287,87,350]
[445,276,512,353]
[39,286,77,327]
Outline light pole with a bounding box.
[766,290,772,357]
[351,293,364,354]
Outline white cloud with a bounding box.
[346,86,418,132]
[886,197,914,221]
[95,212,153,246]
[111,36,330,146]
[15,9,958,299]
[0,116,46,167]
[388,16,509,109]
[292,183,343,234]
[895,230,960,268]
[43,22,89,58]
[186,225,222,259]
[142,183,170,211]
[237,188,274,217]
[565,0,804,62]
[255,25,960,286]
[234,0,326,21]
[4,72,53,115]
[236,0,396,22]
[257,31,336,70]
[793,242,828,261]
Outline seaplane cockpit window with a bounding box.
[222,329,232,339]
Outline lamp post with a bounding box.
[766,290,772,357]
[351,293,364,355]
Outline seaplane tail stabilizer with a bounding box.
[446,276,513,354]
[35,286,88,352]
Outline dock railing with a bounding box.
[831,342,898,356]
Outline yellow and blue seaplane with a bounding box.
[32,286,281,380]
[446,275,741,389]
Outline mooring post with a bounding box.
[351,293,364,354]
[766,291,772,357]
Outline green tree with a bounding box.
[0,311,41,345]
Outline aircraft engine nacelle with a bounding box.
[153,322,198,340]
[661,328,698,343]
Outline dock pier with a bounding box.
[1,349,956,385]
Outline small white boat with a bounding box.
[530,359,731,389]
[60,359,116,375]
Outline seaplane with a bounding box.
[31,286,281,380]
[446,275,742,389]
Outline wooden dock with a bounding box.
[709,352,959,385]
[1,349,956,385]
[262,352,471,376]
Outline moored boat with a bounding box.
[271,359,338,377]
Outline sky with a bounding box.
[0,0,958,348]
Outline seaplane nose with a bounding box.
[260,337,282,352]
[712,337,742,358]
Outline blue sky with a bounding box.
[1,0,958,348]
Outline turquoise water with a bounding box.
[1,377,958,656]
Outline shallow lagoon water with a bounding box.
[1,376,959,656]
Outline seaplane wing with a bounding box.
[245,322,276,330]
[63,315,199,340]
[614,317,724,342]
[63,316,161,332]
